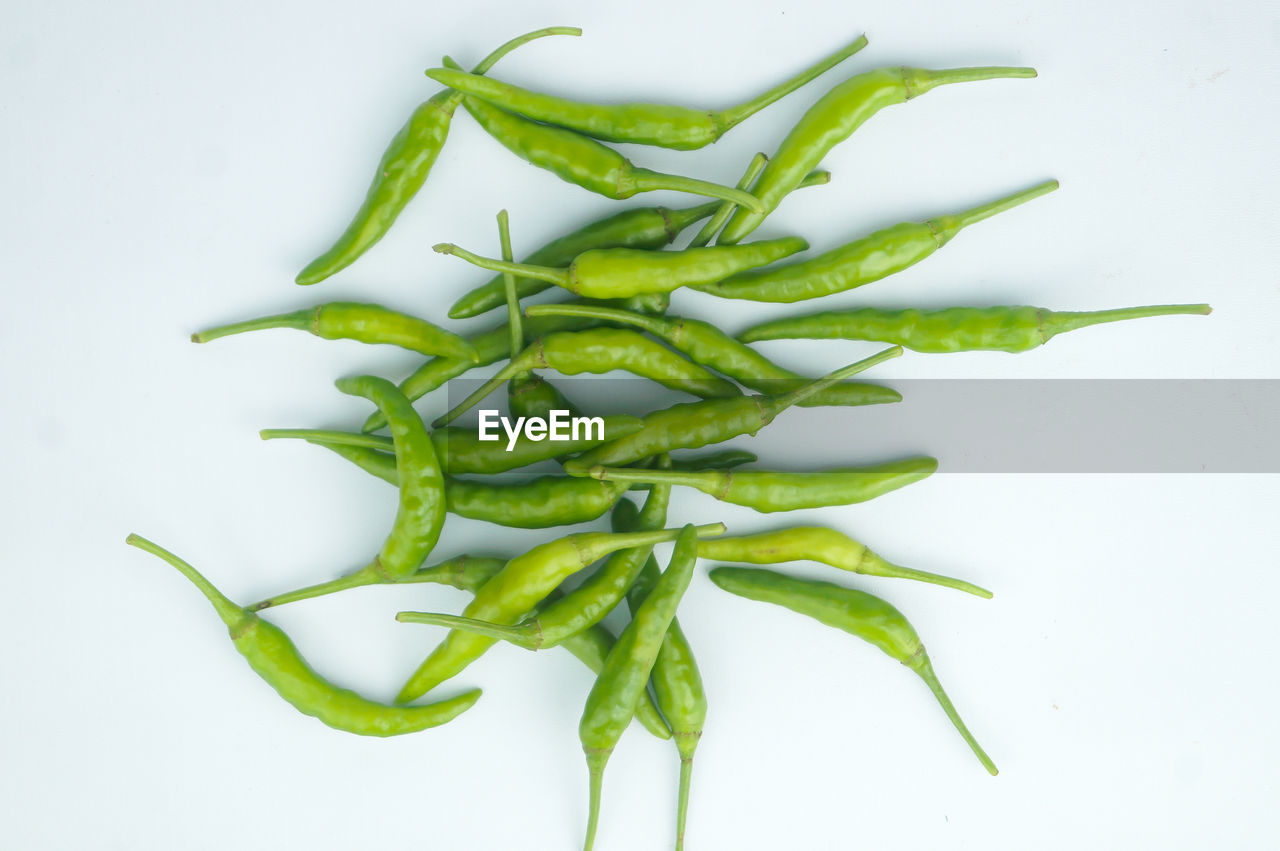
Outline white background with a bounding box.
[3,1,1279,848]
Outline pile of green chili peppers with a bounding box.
[126,25,1210,850]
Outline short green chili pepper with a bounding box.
[718,64,1039,244]
[192,301,478,361]
[250,375,445,611]
[708,566,997,774]
[434,235,807,300]
[126,535,480,736]
[586,457,938,513]
[697,526,990,597]
[580,525,701,851]
[435,328,743,427]
[295,27,580,285]
[525,302,900,408]
[444,57,765,213]
[737,303,1214,351]
[563,346,903,474]
[427,33,867,150]
[408,554,671,740]
[702,180,1058,302]
[396,523,726,703]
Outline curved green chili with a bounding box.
[719,64,1038,244]
[697,526,990,597]
[580,525,701,851]
[709,566,997,774]
[737,303,1213,351]
[126,535,480,736]
[427,33,867,150]
[703,180,1058,302]
[295,27,581,285]
[192,301,478,361]
[524,303,900,408]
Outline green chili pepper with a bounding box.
[443,60,765,213]
[250,375,444,611]
[295,27,581,285]
[738,303,1214,351]
[621,456,706,851]
[718,64,1039,244]
[192,301,478,361]
[126,535,480,736]
[697,526,990,597]
[708,566,997,774]
[497,208,524,360]
[580,525,701,851]
[587,457,937,513]
[434,235,807,300]
[524,303,900,408]
[427,33,867,151]
[688,152,770,249]
[396,523,726,703]
[435,328,743,427]
[445,473,631,529]
[563,346,903,474]
[408,554,671,740]
[703,180,1058,302]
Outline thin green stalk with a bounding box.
[931,179,1058,244]
[1043,304,1212,339]
[689,153,769,248]
[192,309,313,343]
[433,243,571,288]
[716,33,869,130]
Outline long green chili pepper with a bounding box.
[396,492,668,651]
[697,526,990,597]
[261,414,643,475]
[580,525,701,851]
[396,523,726,703]
[126,535,480,736]
[435,328,743,427]
[562,346,903,474]
[445,473,631,529]
[587,457,938,513]
[443,59,765,213]
[708,566,997,774]
[250,375,444,611]
[295,27,581,285]
[427,33,868,151]
[434,235,807,300]
[192,301,478,361]
[620,456,707,851]
[703,180,1058,302]
[524,303,900,408]
[738,303,1214,351]
[408,554,671,739]
[718,64,1039,244]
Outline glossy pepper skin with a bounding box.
[434,236,807,300]
[718,65,1038,244]
[295,27,581,285]
[444,473,630,529]
[192,301,479,361]
[445,57,764,212]
[396,524,726,703]
[580,525,701,851]
[708,566,997,774]
[526,302,900,409]
[738,303,1213,351]
[697,526,990,597]
[587,457,938,513]
[703,180,1058,302]
[126,535,480,736]
[427,33,868,151]
[563,347,902,474]
[408,554,671,740]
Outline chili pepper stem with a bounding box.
[433,243,571,288]
[715,33,869,132]
[249,563,381,611]
[629,169,765,214]
[260,429,392,451]
[930,179,1059,244]
[690,152,769,248]
[126,534,249,628]
[913,653,999,775]
[396,611,543,650]
[584,751,610,851]
[676,755,694,851]
[496,210,525,363]
[526,302,670,335]
[767,345,903,413]
[470,26,583,76]
[903,65,1037,100]
[875,561,993,599]
[433,345,539,426]
[1041,303,1212,341]
[191,309,314,343]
